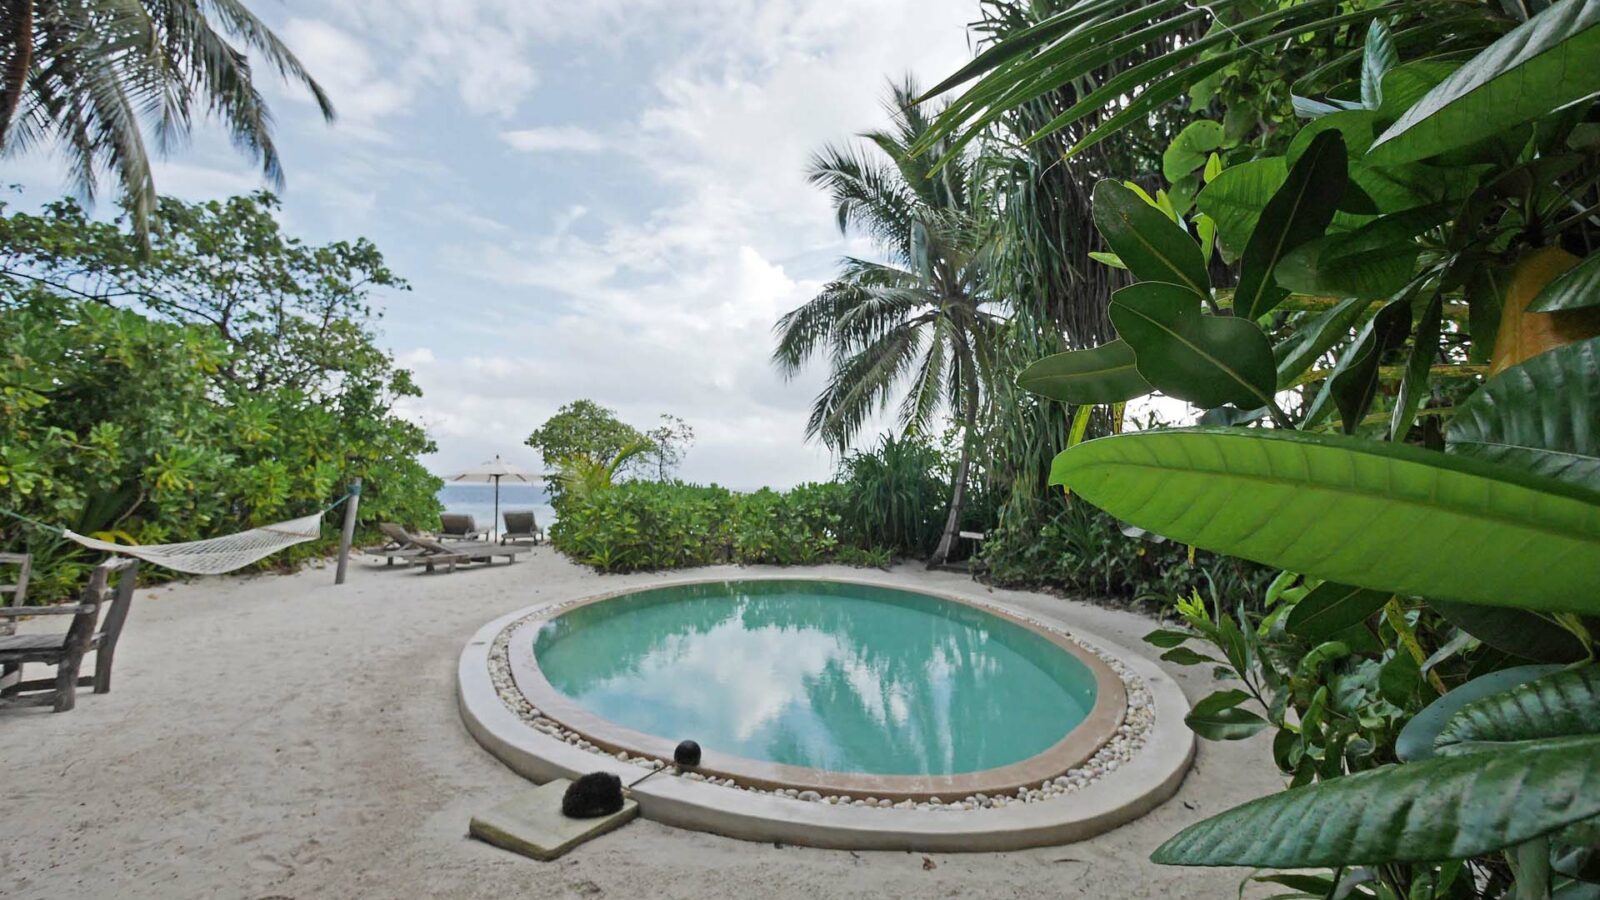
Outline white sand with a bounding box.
[3,550,1285,899]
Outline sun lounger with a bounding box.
[440,513,490,541]
[501,511,544,545]
[365,524,526,572]
[406,533,527,573]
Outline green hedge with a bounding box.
[550,480,892,573]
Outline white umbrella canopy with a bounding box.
[444,455,542,539]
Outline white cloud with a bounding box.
[500,126,608,153]
[278,19,410,137]
[380,0,977,487]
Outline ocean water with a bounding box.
[437,482,555,534]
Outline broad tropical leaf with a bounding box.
[1286,582,1390,642]
[1185,689,1268,741]
[1448,336,1600,490]
[1048,428,1600,614]
[1235,131,1348,321]
[1016,340,1152,404]
[1368,0,1600,164]
[1430,601,1594,664]
[1163,120,1227,182]
[1530,252,1600,312]
[1436,666,1600,754]
[1196,157,1287,263]
[1109,283,1277,410]
[1152,735,1600,866]
[1360,20,1398,109]
[1329,294,1414,433]
[1092,181,1210,296]
[1275,205,1451,300]
[1397,664,1565,762]
[1390,291,1444,440]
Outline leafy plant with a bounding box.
[965,2,1600,894]
[0,194,438,598]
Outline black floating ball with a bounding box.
[562,772,624,819]
[674,740,702,768]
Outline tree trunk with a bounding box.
[0,0,34,149]
[929,382,978,569]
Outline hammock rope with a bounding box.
[1,493,352,576]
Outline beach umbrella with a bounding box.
[444,455,541,540]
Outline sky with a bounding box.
[8,0,983,489]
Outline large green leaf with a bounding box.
[1109,283,1278,410]
[1092,181,1210,296]
[1275,205,1451,300]
[1376,59,1460,120]
[1360,19,1398,109]
[1185,689,1269,741]
[1015,340,1153,404]
[1163,120,1227,182]
[1397,664,1565,762]
[1447,337,1600,490]
[1286,582,1390,642]
[1329,294,1414,433]
[1530,252,1600,312]
[1437,666,1600,754]
[1047,428,1600,613]
[1151,734,1600,867]
[1234,131,1349,321]
[1196,157,1287,264]
[1390,290,1444,440]
[1430,601,1593,664]
[1368,1,1600,164]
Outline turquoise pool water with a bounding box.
[532,581,1098,776]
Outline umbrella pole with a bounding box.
[493,475,500,543]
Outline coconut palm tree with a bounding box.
[773,77,1001,568]
[0,0,332,235]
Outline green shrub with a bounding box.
[0,194,441,599]
[981,499,1273,612]
[835,435,949,556]
[551,479,897,574]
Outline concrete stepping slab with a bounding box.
[470,778,639,861]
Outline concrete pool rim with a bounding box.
[458,573,1196,852]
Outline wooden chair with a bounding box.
[0,558,140,712]
[0,553,31,693]
[500,511,544,545]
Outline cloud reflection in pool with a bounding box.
[532,581,1097,776]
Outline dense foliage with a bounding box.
[550,435,990,573]
[981,500,1273,611]
[0,193,439,598]
[921,0,1600,895]
[550,480,892,573]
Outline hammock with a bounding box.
[62,511,326,575]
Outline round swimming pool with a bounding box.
[502,579,1127,799]
[534,580,1099,776]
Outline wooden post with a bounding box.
[335,478,362,586]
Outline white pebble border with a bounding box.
[486,591,1155,813]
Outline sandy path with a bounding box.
[2,550,1283,899]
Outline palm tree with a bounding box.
[0,0,333,235]
[773,77,1000,568]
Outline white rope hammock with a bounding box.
[62,511,325,576]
